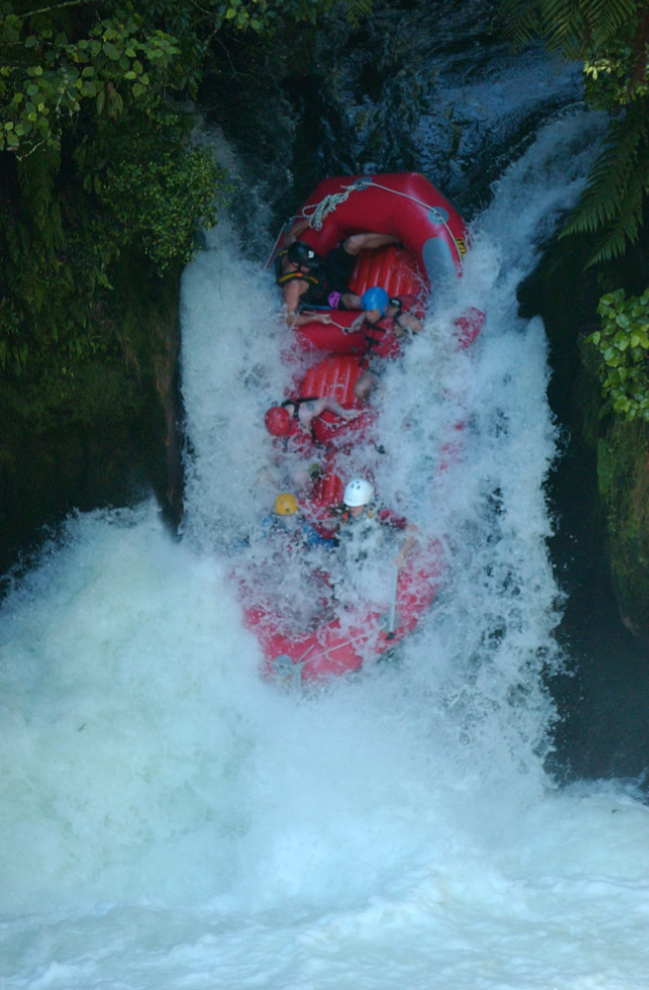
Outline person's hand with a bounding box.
[316,313,333,324]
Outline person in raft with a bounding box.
[275,234,400,327]
[265,492,335,549]
[331,478,418,571]
[350,286,424,337]
[264,396,362,443]
[351,287,425,401]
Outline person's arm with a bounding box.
[349,312,366,333]
[377,509,419,570]
[390,295,423,336]
[393,311,423,336]
[286,219,310,244]
[282,279,306,327]
[296,398,328,432]
[291,311,333,327]
[394,524,419,571]
[343,233,400,256]
[282,283,332,327]
[298,397,361,432]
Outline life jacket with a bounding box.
[275,249,327,307]
[362,321,399,360]
[337,500,389,563]
[362,294,422,360]
[266,513,332,551]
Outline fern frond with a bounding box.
[345,0,372,25]
[583,0,639,45]
[584,142,649,265]
[501,0,642,55]
[500,0,550,46]
[560,103,649,264]
[562,106,648,233]
[539,0,584,48]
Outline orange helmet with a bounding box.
[264,406,291,436]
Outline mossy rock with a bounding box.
[598,419,649,634]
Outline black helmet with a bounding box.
[286,241,319,269]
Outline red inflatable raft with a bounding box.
[240,172,482,685]
[293,172,467,289]
[283,172,485,355]
[245,542,443,683]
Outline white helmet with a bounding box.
[343,478,374,507]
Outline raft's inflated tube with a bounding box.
[294,172,467,290]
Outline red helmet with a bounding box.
[264,406,291,436]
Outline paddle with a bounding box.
[386,565,400,640]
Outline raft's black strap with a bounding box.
[363,322,387,356]
[281,397,319,442]
[282,397,319,420]
[276,269,321,288]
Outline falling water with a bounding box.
[1,108,649,990]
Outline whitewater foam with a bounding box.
[2,110,649,990]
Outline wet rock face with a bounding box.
[1,268,184,582]
[598,421,649,637]
[202,0,582,252]
[518,215,649,643]
[516,226,649,782]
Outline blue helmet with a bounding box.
[360,286,390,316]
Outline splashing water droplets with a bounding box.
[2,113,649,989]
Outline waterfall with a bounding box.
[1,100,648,990]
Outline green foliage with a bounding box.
[587,286,649,420]
[561,103,649,264]
[100,147,223,269]
[210,0,370,33]
[501,0,642,60]
[74,106,226,272]
[0,0,352,438]
[500,0,649,265]
[0,0,228,436]
[595,418,649,632]
[0,8,184,155]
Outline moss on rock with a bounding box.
[597,420,649,634]
[0,252,184,579]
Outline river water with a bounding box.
[2,21,649,990]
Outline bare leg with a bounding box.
[343,233,400,256]
[340,291,362,309]
[354,371,376,401]
[321,397,362,421]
